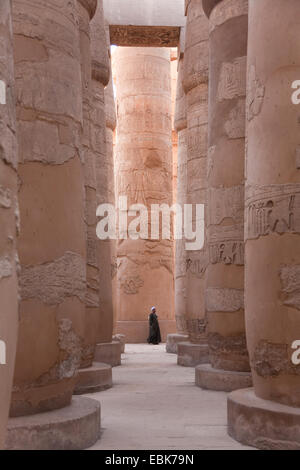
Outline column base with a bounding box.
[166,334,189,354]
[177,341,209,367]
[94,341,122,367]
[112,334,126,353]
[5,397,100,450]
[195,364,252,392]
[74,362,112,395]
[228,388,300,450]
[10,376,77,417]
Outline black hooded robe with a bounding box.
[147,312,162,344]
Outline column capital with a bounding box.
[77,0,98,19]
[91,59,110,86]
[202,0,222,18]
[185,0,191,15]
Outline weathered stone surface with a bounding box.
[74,362,113,394]
[205,0,249,377]
[11,317,82,417]
[177,341,209,367]
[183,0,209,92]
[196,364,252,392]
[114,47,175,342]
[217,57,246,101]
[209,225,244,266]
[91,2,110,86]
[166,333,189,354]
[6,397,101,450]
[78,0,98,19]
[0,0,19,449]
[109,25,181,47]
[206,288,244,313]
[228,388,300,450]
[245,184,300,240]
[94,341,122,367]
[245,0,300,410]
[208,332,250,372]
[20,252,86,305]
[280,265,300,311]
[253,341,300,378]
[208,185,244,226]
[112,334,126,353]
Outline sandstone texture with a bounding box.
[0,0,19,448]
[204,0,250,379]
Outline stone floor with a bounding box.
[87,344,253,450]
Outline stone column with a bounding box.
[114,47,175,343]
[107,70,123,352]
[171,49,179,207]
[228,0,300,449]
[166,56,189,354]
[91,20,121,367]
[177,0,210,367]
[6,0,100,450]
[0,0,19,449]
[104,59,117,334]
[78,0,99,371]
[196,0,252,390]
[74,0,114,393]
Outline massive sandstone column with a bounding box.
[79,0,100,371]
[177,0,210,367]
[104,62,117,334]
[0,0,19,449]
[92,21,121,367]
[6,0,100,450]
[171,49,178,206]
[74,0,113,394]
[228,0,300,449]
[114,47,175,343]
[166,57,189,354]
[196,0,252,390]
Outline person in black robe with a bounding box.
[147,307,161,345]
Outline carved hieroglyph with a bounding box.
[114,47,174,341]
[217,57,247,102]
[280,265,300,311]
[109,25,180,48]
[246,184,300,240]
[0,0,19,449]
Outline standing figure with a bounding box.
[147,307,162,345]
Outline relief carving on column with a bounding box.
[253,341,300,378]
[280,265,300,311]
[109,25,180,48]
[245,184,300,240]
[217,57,247,102]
